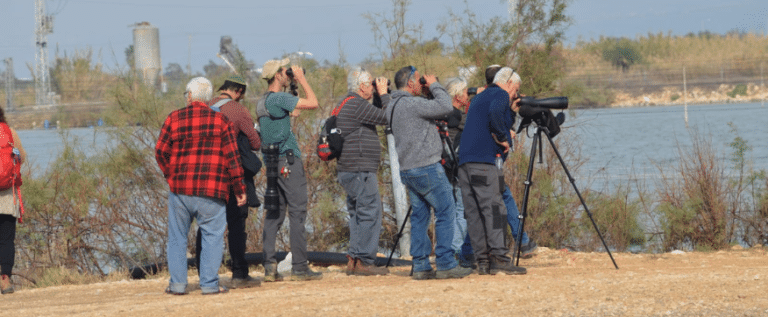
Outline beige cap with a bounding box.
[261,58,290,79]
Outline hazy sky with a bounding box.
[1,0,766,79]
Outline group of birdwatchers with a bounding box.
[154,58,539,295]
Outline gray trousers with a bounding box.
[262,157,309,270]
[337,171,382,265]
[458,163,510,263]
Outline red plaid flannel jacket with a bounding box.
[155,101,245,201]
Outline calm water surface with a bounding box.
[17,103,768,190]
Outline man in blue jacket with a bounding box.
[458,67,527,276]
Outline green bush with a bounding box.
[727,84,748,98]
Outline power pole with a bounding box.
[4,58,14,112]
[35,0,54,106]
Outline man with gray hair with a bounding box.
[458,67,527,276]
[156,77,246,295]
[335,67,390,276]
[387,66,472,280]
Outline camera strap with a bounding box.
[387,96,405,134]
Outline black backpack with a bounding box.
[317,95,355,161]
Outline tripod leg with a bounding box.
[541,132,619,269]
[386,205,413,268]
[515,129,540,266]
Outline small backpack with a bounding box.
[317,96,355,161]
[0,123,22,191]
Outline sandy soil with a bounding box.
[2,246,767,316]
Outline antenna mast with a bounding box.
[35,0,54,106]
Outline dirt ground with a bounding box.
[2,246,767,316]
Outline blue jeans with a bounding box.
[167,193,226,294]
[451,186,467,252]
[400,162,458,272]
[459,185,529,257]
[338,171,383,265]
[504,185,530,245]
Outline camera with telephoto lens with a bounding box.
[262,143,281,213]
[516,96,568,138]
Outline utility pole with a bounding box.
[4,58,14,112]
[35,0,54,106]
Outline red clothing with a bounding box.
[209,95,261,150]
[155,101,245,201]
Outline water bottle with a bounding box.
[495,154,503,170]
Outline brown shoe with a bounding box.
[1,274,14,295]
[345,255,356,275]
[352,259,389,276]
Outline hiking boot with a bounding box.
[353,259,389,276]
[456,253,475,269]
[477,260,490,275]
[490,256,527,275]
[263,264,284,282]
[230,275,261,289]
[345,255,356,276]
[435,265,472,279]
[290,268,323,281]
[514,240,538,258]
[1,275,13,294]
[411,269,436,280]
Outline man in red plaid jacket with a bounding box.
[155,77,246,295]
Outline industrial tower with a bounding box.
[35,0,54,106]
[3,58,14,112]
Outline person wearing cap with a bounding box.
[385,66,472,280]
[193,74,262,289]
[458,66,527,276]
[256,58,321,282]
[156,77,246,295]
[335,67,390,276]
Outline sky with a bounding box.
[1,0,767,80]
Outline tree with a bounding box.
[444,0,571,96]
[601,38,643,72]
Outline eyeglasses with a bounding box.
[183,91,190,98]
[408,66,416,82]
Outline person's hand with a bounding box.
[290,109,302,117]
[236,193,247,206]
[291,65,306,82]
[510,93,521,112]
[422,75,438,87]
[491,133,510,153]
[375,77,388,95]
[476,86,486,94]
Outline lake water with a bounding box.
[17,102,768,190]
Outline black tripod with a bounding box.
[513,125,619,269]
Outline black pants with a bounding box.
[0,214,16,276]
[196,192,250,279]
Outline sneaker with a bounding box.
[353,259,389,276]
[263,264,284,282]
[435,265,472,279]
[290,268,323,281]
[489,256,527,275]
[514,240,538,259]
[230,275,261,289]
[411,269,436,280]
[1,275,13,295]
[477,261,490,275]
